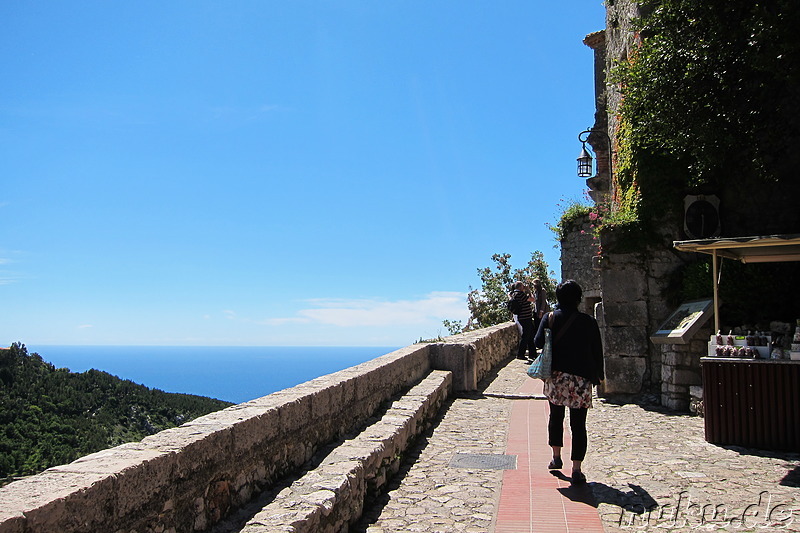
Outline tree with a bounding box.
[445,252,557,334]
[0,343,232,482]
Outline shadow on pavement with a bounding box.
[582,481,659,515]
[549,470,599,507]
[781,465,800,487]
[550,470,658,514]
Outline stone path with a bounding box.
[352,364,515,532]
[586,390,800,531]
[353,358,800,532]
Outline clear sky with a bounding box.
[1,1,605,347]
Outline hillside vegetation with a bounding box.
[0,343,232,482]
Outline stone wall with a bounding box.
[0,323,519,533]
[429,322,520,391]
[594,238,686,396]
[659,324,713,411]
[560,214,697,401]
[603,0,643,157]
[560,213,602,311]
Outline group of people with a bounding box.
[508,279,604,485]
[508,278,549,360]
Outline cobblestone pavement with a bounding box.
[352,362,524,533]
[586,389,800,532]
[354,358,800,532]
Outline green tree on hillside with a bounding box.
[444,251,556,334]
[0,343,232,483]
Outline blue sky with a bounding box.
[1,1,605,347]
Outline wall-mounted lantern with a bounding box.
[577,142,593,177]
[576,128,612,180]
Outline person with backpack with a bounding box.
[508,281,536,359]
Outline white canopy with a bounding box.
[673,234,800,332]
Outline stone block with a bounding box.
[17,472,118,533]
[661,382,685,394]
[228,407,281,455]
[649,359,662,383]
[674,369,701,386]
[662,350,694,368]
[600,266,647,303]
[0,511,24,533]
[661,394,690,412]
[275,395,313,434]
[429,343,478,392]
[603,326,649,357]
[310,381,342,421]
[601,300,648,327]
[177,423,235,467]
[647,257,682,279]
[602,356,646,394]
[81,447,176,520]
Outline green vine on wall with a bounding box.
[556,0,799,254]
[612,0,800,205]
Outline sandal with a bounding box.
[571,470,586,484]
[547,457,563,470]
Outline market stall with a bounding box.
[673,234,800,451]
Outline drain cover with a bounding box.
[449,453,517,470]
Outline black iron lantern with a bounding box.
[577,143,593,177]
[576,128,613,180]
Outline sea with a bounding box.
[25,345,400,405]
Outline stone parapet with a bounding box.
[429,322,518,391]
[240,370,452,532]
[0,325,517,533]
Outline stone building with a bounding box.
[562,1,687,407]
[561,0,800,410]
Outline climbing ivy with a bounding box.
[609,0,800,234]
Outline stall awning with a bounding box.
[673,234,800,263]
[673,233,800,332]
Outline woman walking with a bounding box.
[534,279,604,484]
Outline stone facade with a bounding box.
[559,214,601,311]
[561,0,710,406]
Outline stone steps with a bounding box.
[236,369,453,533]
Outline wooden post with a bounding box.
[712,249,720,333]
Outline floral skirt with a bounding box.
[544,370,593,409]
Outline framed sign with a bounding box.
[650,299,714,344]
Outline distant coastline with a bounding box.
[27,345,400,404]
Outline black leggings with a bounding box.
[547,402,588,461]
[517,317,536,357]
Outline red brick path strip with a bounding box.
[495,377,605,533]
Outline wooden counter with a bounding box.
[701,357,800,451]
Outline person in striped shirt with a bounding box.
[509,281,536,359]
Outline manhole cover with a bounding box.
[449,453,517,470]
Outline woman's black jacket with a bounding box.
[533,307,604,384]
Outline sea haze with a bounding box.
[26,345,400,404]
